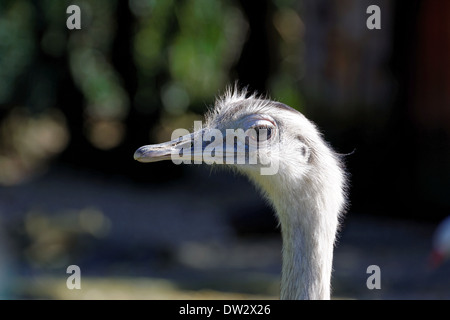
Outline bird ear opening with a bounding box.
[295,135,311,163]
[300,145,311,163]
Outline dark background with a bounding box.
[0,0,449,299]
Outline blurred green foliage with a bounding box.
[0,1,35,104]
[132,0,249,114]
[0,0,305,183]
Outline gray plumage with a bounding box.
[134,88,347,299]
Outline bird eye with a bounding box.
[248,125,274,142]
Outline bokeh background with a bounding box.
[0,0,449,299]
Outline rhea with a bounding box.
[134,89,347,299]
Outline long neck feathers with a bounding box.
[248,138,346,300]
[278,193,337,299]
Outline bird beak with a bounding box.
[134,130,207,163]
[134,127,266,167]
[133,139,179,163]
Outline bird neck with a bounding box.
[270,176,340,300]
[245,146,344,300]
[278,202,335,300]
